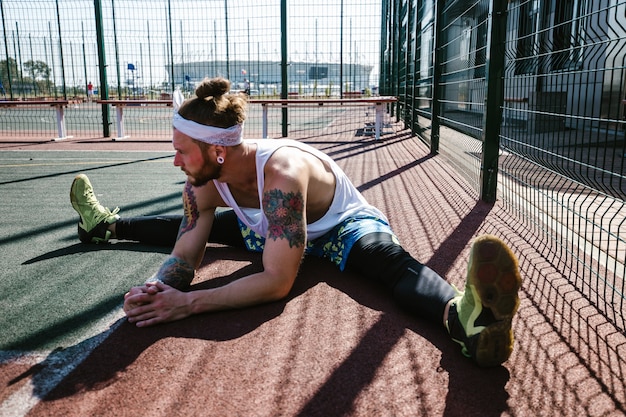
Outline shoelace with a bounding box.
[81,188,120,223]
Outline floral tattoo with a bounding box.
[178,182,199,239]
[262,189,305,248]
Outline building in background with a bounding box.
[171,60,375,96]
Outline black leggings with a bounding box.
[115,209,246,248]
[115,211,456,324]
[345,232,457,323]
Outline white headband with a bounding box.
[172,112,244,146]
[171,89,244,146]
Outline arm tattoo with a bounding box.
[178,182,199,240]
[262,188,305,248]
[149,255,195,289]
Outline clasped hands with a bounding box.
[124,281,191,327]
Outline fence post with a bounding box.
[407,1,417,135]
[378,0,389,97]
[280,0,288,137]
[224,0,231,80]
[430,0,445,155]
[54,0,67,99]
[94,0,110,137]
[391,0,399,119]
[0,0,13,99]
[479,0,507,203]
[167,0,174,92]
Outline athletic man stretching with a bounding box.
[70,77,522,367]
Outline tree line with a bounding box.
[0,57,55,97]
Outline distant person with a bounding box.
[243,78,250,95]
[69,76,522,367]
[0,80,5,97]
[87,81,94,101]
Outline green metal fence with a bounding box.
[0,0,383,139]
[382,0,626,332]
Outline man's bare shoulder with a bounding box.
[263,145,336,218]
[265,145,326,178]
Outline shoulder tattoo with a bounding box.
[262,188,305,248]
[178,182,199,239]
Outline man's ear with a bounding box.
[213,145,226,158]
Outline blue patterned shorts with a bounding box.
[238,216,397,271]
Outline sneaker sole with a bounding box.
[474,321,515,367]
[468,235,522,367]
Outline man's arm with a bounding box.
[124,154,310,327]
[149,181,216,288]
[123,180,215,318]
[184,184,307,310]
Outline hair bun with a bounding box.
[195,77,230,100]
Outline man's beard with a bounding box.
[186,153,221,187]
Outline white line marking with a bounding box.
[0,309,126,417]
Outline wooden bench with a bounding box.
[0,99,72,140]
[96,99,172,140]
[249,96,398,140]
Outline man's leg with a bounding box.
[71,174,181,245]
[70,174,246,248]
[445,235,521,367]
[114,215,181,246]
[70,174,120,243]
[346,232,521,367]
[345,232,456,323]
[114,210,246,248]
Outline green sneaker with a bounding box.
[70,174,120,243]
[445,235,522,367]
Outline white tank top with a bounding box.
[213,139,387,241]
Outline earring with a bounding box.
[217,156,225,164]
